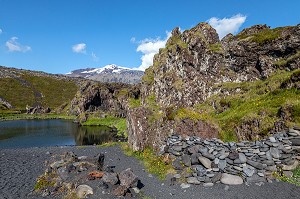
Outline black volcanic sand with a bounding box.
[0,145,300,199]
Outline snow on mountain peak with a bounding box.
[85,64,135,74]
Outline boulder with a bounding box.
[198,156,212,169]
[76,185,93,199]
[119,168,138,188]
[220,173,243,185]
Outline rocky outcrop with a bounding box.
[69,81,140,118]
[0,97,13,109]
[34,152,142,198]
[26,105,51,114]
[127,107,218,151]
[127,22,300,151]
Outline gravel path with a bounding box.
[0,145,300,199]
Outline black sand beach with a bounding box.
[0,145,300,199]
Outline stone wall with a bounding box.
[161,127,300,186]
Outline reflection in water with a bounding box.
[75,125,117,145]
[0,119,118,148]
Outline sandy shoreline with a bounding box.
[1,145,300,199]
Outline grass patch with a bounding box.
[175,108,202,121]
[0,113,76,121]
[0,73,78,110]
[165,35,188,51]
[196,69,300,141]
[274,166,300,186]
[208,43,224,54]
[97,141,119,148]
[142,67,154,86]
[144,94,163,124]
[82,116,127,137]
[76,145,88,149]
[128,97,141,108]
[34,175,55,190]
[237,27,284,45]
[275,51,300,67]
[121,143,175,180]
[116,88,129,98]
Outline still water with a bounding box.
[0,119,116,148]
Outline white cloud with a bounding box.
[136,32,171,71]
[5,37,31,52]
[208,14,247,39]
[72,43,86,53]
[91,52,99,62]
[130,37,136,43]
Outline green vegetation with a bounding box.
[116,88,129,98]
[194,69,300,142]
[274,166,300,186]
[165,35,188,51]
[34,175,55,190]
[275,51,300,67]
[142,67,155,85]
[237,27,284,45]
[82,116,127,137]
[175,108,202,121]
[121,143,175,180]
[128,97,141,108]
[208,43,224,54]
[144,94,163,124]
[0,113,76,121]
[0,74,78,111]
[97,141,119,148]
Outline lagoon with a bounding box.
[0,119,116,148]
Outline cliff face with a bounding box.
[127,23,300,151]
[68,81,140,118]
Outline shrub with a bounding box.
[142,67,154,85]
[208,43,224,54]
[128,98,141,108]
[121,143,175,180]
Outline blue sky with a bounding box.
[0,0,299,74]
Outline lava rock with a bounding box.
[119,168,138,188]
[102,172,119,185]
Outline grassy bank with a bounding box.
[275,165,300,186]
[121,143,175,180]
[81,116,127,137]
[192,69,300,142]
[0,112,76,121]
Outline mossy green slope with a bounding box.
[194,69,300,141]
[0,71,78,111]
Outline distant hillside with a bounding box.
[66,64,144,84]
[0,66,79,111]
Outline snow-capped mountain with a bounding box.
[66,64,144,84]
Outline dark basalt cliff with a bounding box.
[68,81,140,119]
[127,23,300,151]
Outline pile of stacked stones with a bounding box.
[162,128,300,186]
[34,152,141,198]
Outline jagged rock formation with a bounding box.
[67,64,144,84]
[68,81,140,118]
[0,97,13,109]
[127,22,300,151]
